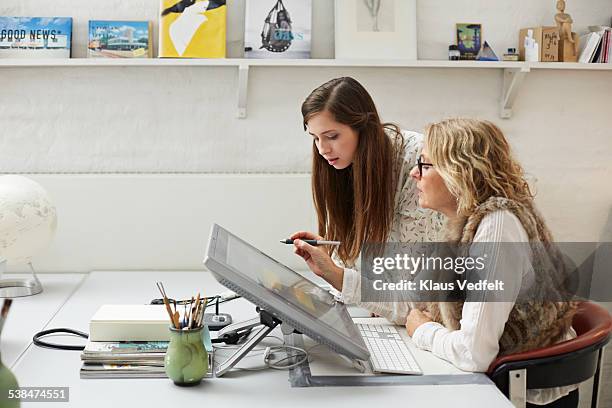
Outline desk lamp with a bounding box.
[0,175,57,298]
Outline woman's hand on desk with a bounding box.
[405,309,433,337]
[292,238,344,291]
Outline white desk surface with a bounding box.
[13,271,513,408]
[1,273,86,369]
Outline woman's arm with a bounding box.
[340,265,413,325]
[339,208,440,325]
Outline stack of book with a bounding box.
[80,340,169,379]
[579,26,612,63]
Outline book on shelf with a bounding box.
[88,20,152,58]
[244,0,312,59]
[0,17,72,58]
[579,31,603,63]
[580,26,612,64]
[159,0,227,58]
[596,28,611,63]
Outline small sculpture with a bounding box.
[554,0,579,60]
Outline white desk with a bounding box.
[13,271,513,407]
[1,274,86,369]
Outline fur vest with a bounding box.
[422,197,577,356]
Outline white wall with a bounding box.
[17,174,315,273]
[1,0,611,273]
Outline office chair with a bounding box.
[487,302,612,408]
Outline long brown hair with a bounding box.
[301,77,403,265]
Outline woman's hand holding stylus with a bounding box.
[292,234,344,291]
[290,231,324,242]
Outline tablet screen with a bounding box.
[223,233,355,339]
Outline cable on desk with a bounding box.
[32,294,243,351]
[213,333,310,371]
[33,328,89,351]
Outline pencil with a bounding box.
[156,282,177,329]
[188,296,195,329]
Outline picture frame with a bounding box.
[335,0,417,60]
[244,0,312,59]
[456,23,482,60]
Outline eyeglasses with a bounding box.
[416,155,434,177]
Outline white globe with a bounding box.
[0,176,57,265]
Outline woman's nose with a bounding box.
[409,165,420,180]
[318,140,331,155]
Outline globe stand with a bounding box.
[0,259,43,298]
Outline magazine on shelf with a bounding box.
[244,0,312,59]
[88,20,152,58]
[0,17,72,58]
[159,0,227,58]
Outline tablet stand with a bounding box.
[215,307,291,377]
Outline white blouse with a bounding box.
[410,210,578,405]
[336,130,443,324]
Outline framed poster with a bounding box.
[244,0,312,59]
[335,0,417,59]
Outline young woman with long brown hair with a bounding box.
[291,77,440,324]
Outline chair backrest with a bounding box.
[487,302,612,394]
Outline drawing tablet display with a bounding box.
[204,224,369,360]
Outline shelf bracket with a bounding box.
[237,64,249,119]
[499,66,530,119]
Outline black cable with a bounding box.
[33,295,243,351]
[33,328,89,351]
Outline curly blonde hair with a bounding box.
[425,118,533,216]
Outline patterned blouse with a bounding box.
[334,130,443,324]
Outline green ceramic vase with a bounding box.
[0,352,20,408]
[164,326,208,386]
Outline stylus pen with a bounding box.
[280,239,341,246]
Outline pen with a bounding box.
[280,239,341,246]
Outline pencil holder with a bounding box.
[164,326,208,386]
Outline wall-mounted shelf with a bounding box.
[1,58,610,118]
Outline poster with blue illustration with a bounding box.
[0,17,72,58]
[245,0,311,59]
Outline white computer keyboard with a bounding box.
[357,323,423,375]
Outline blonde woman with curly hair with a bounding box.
[405,118,578,408]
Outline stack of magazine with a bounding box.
[80,340,169,379]
[80,340,214,379]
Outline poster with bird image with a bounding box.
[159,0,226,58]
